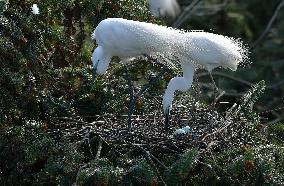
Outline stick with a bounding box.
[172,0,202,28]
[197,71,253,87]
[251,0,284,48]
[95,137,103,160]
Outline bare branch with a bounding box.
[172,0,201,28]
[267,79,284,89]
[251,0,284,48]
[198,71,284,90]
[197,71,254,86]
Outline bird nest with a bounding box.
[48,101,263,161]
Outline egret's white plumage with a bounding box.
[91,18,248,113]
[180,32,245,71]
[31,4,39,15]
[148,0,181,19]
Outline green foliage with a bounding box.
[0,124,81,185]
[239,80,266,120]
[77,159,124,186]
[32,141,82,186]
[212,145,284,185]
[240,80,266,112]
[165,149,198,185]
[268,122,284,144]
[128,159,157,186]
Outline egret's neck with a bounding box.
[181,62,196,80]
[162,62,195,113]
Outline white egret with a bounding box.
[148,0,181,19]
[91,18,247,114]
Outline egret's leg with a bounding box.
[208,71,219,93]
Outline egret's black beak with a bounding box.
[92,68,97,80]
[164,107,169,115]
[164,107,170,132]
[92,60,99,80]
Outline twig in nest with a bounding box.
[123,66,135,130]
[82,130,94,158]
[164,112,170,133]
[210,90,226,110]
[196,159,219,178]
[146,151,168,170]
[95,137,103,160]
[202,103,237,141]
[51,116,91,125]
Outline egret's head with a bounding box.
[91,46,112,76]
